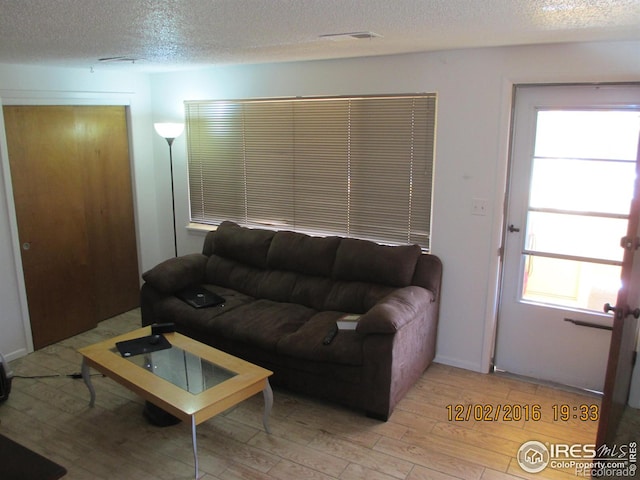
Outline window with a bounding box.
[185,94,436,249]
[522,109,639,311]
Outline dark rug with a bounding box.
[0,433,67,479]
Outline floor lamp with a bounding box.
[154,122,185,257]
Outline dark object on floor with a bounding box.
[0,433,67,479]
[143,401,181,427]
[0,352,12,402]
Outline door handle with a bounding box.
[604,303,640,319]
[508,224,520,233]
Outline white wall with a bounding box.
[149,40,640,373]
[0,63,160,360]
[0,40,639,374]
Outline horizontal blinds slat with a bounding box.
[184,95,435,247]
[243,101,295,225]
[292,99,349,233]
[349,97,428,244]
[186,101,246,224]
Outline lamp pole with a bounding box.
[165,136,178,257]
[154,123,185,258]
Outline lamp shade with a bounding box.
[154,122,185,139]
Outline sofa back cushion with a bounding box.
[332,238,421,288]
[412,253,443,301]
[205,255,267,296]
[203,221,426,312]
[324,281,395,313]
[212,221,275,269]
[267,231,340,277]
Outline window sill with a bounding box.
[186,223,218,235]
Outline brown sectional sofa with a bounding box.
[140,221,442,420]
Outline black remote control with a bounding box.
[323,323,339,345]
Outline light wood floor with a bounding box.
[0,309,624,480]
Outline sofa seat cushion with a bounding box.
[277,311,364,366]
[150,286,254,331]
[209,299,317,351]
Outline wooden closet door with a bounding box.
[76,106,140,320]
[4,105,139,349]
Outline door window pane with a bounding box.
[521,109,639,313]
[526,211,627,262]
[529,157,635,214]
[535,110,640,161]
[522,255,622,312]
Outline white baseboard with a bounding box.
[433,354,486,374]
[2,347,28,363]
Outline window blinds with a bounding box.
[185,94,436,249]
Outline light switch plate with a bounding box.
[472,198,488,216]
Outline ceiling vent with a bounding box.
[319,31,383,41]
[98,56,142,64]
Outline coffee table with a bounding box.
[78,327,273,479]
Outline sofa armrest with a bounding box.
[141,253,208,294]
[357,286,435,334]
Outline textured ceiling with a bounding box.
[1,0,639,72]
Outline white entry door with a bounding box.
[494,84,640,392]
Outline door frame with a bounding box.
[494,84,640,391]
[0,90,136,359]
[492,81,640,448]
[596,132,640,449]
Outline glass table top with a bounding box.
[112,345,237,395]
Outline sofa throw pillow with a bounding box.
[332,239,421,287]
